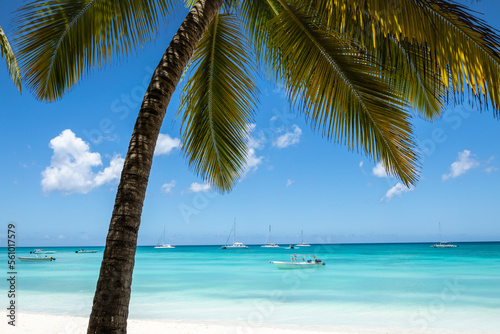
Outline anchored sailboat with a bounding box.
[431,223,458,248]
[222,219,248,249]
[154,227,175,249]
[295,230,311,247]
[261,225,279,248]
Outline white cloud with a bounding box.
[372,162,388,178]
[94,155,125,187]
[273,125,302,148]
[359,161,364,168]
[485,166,498,173]
[240,124,264,180]
[41,129,124,194]
[161,180,176,194]
[154,133,181,156]
[187,182,211,193]
[442,150,479,181]
[241,148,263,179]
[286,179,294,187]
[382,183,414,202]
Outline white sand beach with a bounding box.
[1,312,497,334]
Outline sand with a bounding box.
[1,312,496,334]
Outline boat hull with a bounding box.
[154,245,175,249]
[270,261,325,269]
[19,257,55,262]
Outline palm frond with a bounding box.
[268,1,419,185]
[0,25,21,92]
[314,0,500,115]
[13,0,174,101]
[238,0,280,76]
[178,13,258,192]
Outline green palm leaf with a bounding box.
[13,0,173,101]
[267,1,419,185]
[178,13,258,192]
[315,0,500,115]
[0,25,21,92]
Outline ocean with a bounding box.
[2,243,499,332]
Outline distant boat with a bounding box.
[222,219,248,249]
[19,254,56,262]
[261,225,279,248]
[295,230,311,247]
[154,227,175,249]
[431,223,458,248]
[75,249,98,253]
[30,249,56,254]
[270,254,325,269]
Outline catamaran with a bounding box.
[222,219,248,249]
[270,254,325,269]
[261,225,279,248]
[295,230,311,247]
[154,227,175,249]
[431,223,458,248]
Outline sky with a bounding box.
[1,1,499,247]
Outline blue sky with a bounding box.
[1,1,499,247]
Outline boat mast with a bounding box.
[233,218,236,245]
[439,222,442,245]
[269,225,272,244]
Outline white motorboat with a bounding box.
[30,249,56,254]
[261,225,279,248]
[154,227,175,249]
[75,249,99,253]
[431,223,458,248]
[19,254,56,262]
[222,219,248,249]
[270,254,325,269]
[295,230,311,247]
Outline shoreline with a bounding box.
[1,312,497,334]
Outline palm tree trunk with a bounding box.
[87,0,223,332]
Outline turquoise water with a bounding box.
[2,243,499,331]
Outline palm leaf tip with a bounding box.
[0,25,21,92]
[178,13,258,192]
[265,1,420,185]
[13,0,173,101]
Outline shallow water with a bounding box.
[2,243,499,331]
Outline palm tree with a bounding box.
[13,0,500,332]
[0,25,21,91]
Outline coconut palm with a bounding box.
[13,0,500,332]
[0,25,21,91]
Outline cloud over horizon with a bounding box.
[241,124,264,180]
[273,125,302,148]
[161,180,176,194]
[382,183,414,202]
[187,182,211,193]
[373,162,388,178]
[41,129,124,194]
[442,150,479,181]
[154,133,181,156]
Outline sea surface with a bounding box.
[2,243,499,331]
